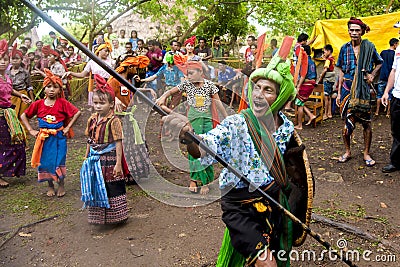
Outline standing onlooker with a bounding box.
[135,39,148,56]
[163,40,181,63]
[0,39,28,188]
[49,31,60,50]
[376,38,398,117]
[294,45,317,130]
[104,25,117,43]
[194,37,212,61]
[118,29,129,45]
[6,45,34,126]
[336,17,382,166]
[381,22,400,173]
[110,39,125,61]
[316,44,336,120]
[24,37,35,53]
[34,41,44,57]
[129,30,139,51]
[145,40,163,92]
[244,35,256,63]
[270,38,279,57]
[21,69,81,197]
[212,36,224,59]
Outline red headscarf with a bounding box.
[184,35,196,46]
[0,39,9,57]
[94,74,115,100]
[41,45,51,56]
[11,43,23,58]
[348,17,370,35]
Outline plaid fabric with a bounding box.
[337,41,383,80]
[80,143,116,208]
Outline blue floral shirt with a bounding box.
[199,112,294,189]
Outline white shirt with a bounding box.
[392,46,400,99]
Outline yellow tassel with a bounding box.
[253,202,268,213]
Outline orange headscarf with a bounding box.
[95,42,112,55]
[43,68,63,89]
[115,55,150,73]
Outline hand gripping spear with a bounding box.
[21,1,357,266]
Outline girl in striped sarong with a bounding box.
[80,75,128,225]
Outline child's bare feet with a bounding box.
[294,125,303,130]
[0,178,9,188]
[47,186,56,197]
[57,182,65,197]
[200,185,209,195]
[305,115,316,126]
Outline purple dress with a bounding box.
[0,74,26,177]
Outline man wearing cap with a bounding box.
[336,17,383,167]
[381,21,400,173]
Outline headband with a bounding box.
[184,35,196,46]
[348,17,370,35]
[0,39,9,57]
[11,43,23,58]
[95,42,112,55]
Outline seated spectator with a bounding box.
[64,46,82,67]
[216,60,241,107]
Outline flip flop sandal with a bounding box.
[338,154,351,163]
[365,159,376,167]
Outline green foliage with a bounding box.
[251,0,399,36]
[195,3,251,41]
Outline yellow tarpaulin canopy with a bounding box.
[310,12,400,59]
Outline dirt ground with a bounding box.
[0,99,399,267]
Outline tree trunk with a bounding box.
[179,4,217,43]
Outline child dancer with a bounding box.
[0,39,29,188]
[157,61,227,194]
[21,69,81,197]
[80,74,128,224]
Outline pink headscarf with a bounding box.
[0,39,9,57]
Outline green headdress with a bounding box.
[247,52,296,115]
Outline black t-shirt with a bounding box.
[194,47,211,61]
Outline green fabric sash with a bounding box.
[348,39,376,113]
[1,108,26,144]
[115,106,144,145]
[241,108,288,189]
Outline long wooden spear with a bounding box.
[21,1,357,266]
